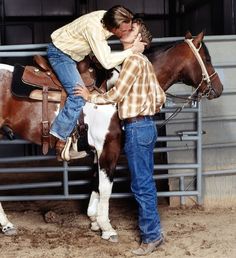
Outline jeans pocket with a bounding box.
[137,125,156,146]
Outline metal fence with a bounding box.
[1,36,235,206]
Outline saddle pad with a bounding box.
[11,64,42,98]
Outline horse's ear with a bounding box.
[193,31,204,48]
[185,31,192,39]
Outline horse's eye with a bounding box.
[89,68,94,73]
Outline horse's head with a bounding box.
[182,31,223,100]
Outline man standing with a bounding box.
[75,19,166,256]
[47,5,145,160]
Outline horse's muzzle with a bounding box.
[207,83,224,99]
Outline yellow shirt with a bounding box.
[88,53,166,120]
[51,10,133,69]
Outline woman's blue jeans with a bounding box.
[47,43,85,140]
[124,117,162,243]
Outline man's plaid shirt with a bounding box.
[88,53,166,120]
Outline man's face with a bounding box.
[120,22,140,45]
[111,21,132,38]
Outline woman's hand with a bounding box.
[131,33,146,54]
[74,85,90,101]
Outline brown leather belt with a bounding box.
[123,115,153,124]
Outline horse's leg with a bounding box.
[0,202,17,235]
[96,150,118,242]
[87,150,117,241]
[87,154,100,231]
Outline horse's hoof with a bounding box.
[108,235,119,243]
[2,227,17,236]
[102,232,118,243]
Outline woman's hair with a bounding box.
[133,18,153,49]
[102,5,134,31]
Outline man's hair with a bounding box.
[102,5,134,31]
[133,18,153,49]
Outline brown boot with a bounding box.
[131,237,164,256]
[55,139,66,161]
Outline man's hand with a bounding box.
[74,85,90,101]
[131,33,146,54]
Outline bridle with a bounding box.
[184,38,218,99]
[159,38,219,129]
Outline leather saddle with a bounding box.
[24,55,62,90]
[18,55,97,155]
[21,55,97,102]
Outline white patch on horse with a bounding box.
[0,64,14,72]
[97,168,116,239]
[106,67,120,90]
[0,202,16,235]
[83,102,117,150]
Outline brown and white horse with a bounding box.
[0,32,223,241]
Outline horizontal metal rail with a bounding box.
[0,169,235,201]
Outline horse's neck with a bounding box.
[149,48,185,92]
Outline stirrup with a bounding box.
[61,137,72,161]
[69,149,88,159]
[61,137,88,161]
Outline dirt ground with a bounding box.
[0,200,235,258]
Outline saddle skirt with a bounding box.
[11,55,64,102]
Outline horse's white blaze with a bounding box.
[0,64,14,72]
[83,102,117,150]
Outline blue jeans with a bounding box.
[47,43,85,140]
[124,117,162,243]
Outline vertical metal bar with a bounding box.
[180,176,185,205]
[63,161,69,197]
[231,0,236,33]
[197,101,203,204]
[0,0,6,44]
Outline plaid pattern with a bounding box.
[89,53,166,119]
[51,10,132,69]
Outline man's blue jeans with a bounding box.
[124,117,162,243]
[47,43,85,140]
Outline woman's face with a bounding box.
[120,22,140,44]
[111,21,132,38]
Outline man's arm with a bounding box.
[75,55,141,104]
[155,79,166,112]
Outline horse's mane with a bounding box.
[144,40,183,55]
[144,39,211,62]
